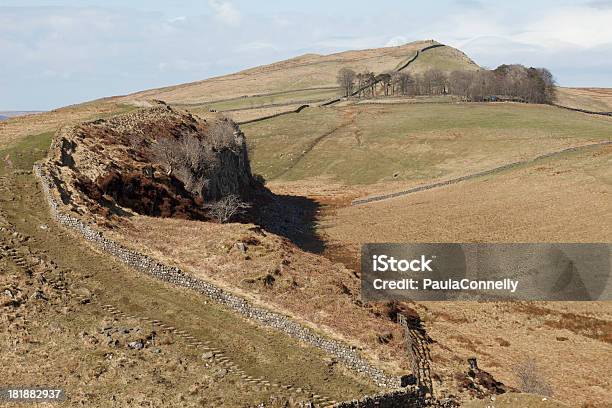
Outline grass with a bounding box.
[406,45,478,74]
[324,143,612,244]
[462,393,569,408]
[0,150,379,405]
[0,131,53,175]
[0,102,137,175]
[555,87,612,112]
[242,107,343,179]
[126,41,479,104]
[106,213,413,377]
[243,103,612,185]
[181,87,339,113]
[0,101,136,150]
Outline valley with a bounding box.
[1,39,611,407]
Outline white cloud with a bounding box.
[516,7,612,49]
[2,2,612,110]
[385,36,408,47]
[208,0,241,26]
[167,16,186,24]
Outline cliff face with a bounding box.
[45,103,256,220]
[206,132,253,200]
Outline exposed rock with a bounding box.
[377,332,393,344]
[45,105,257,221]
[127,340,144,350]
[456,358,515,399]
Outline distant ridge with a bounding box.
[0,111,44,120]
[123,40,479,105]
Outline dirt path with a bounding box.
[342,107,362,146]
[352,140,612,205]
[273,106,365,179]
[273,121,352,179]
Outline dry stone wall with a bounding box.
[552,103,612,116]
[33,162,400,389]
[236,104,310,125]
[352,141,612,206]
[321,43,446,107]
[333,390,425,408]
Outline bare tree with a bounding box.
[421,69,448,95]
[337,68,356,97]
[378,73,392,96]
[152,120,243,198]
[513,358,553,397]
[449,71,473,100]
[208,119,240,151]
[534,67,556,104]
[355,72,364,97]
[356,70,376,98]
[151,137,181,176]
[392,72,415,96]
[204,194,251,223]
[366,71,376,96]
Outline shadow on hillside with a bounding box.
[253,192,325,254]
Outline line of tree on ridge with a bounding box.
[336,64,556,104]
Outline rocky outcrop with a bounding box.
[455,358,515,399]
[46,103,256,220]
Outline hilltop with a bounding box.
[124,40,478,104]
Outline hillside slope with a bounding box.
[124,40,478,104]
[555,87,612,112]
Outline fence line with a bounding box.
[352,141,612,206]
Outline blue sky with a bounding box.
[2,0,612,110]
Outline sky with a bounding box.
[2,0,612,110]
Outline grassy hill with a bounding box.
[124,40,478,105]
[2,39,611,407]
[242,103,612,185]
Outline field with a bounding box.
[80,101,612,406]
[555,87,612,112]
[323,143,612,244]
[2,37,612,407]
[240,101,612,406]
[0,101,135,149]
[178,87,339,113]
[242,103,612,186]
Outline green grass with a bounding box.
[243,103,612,185]
[0,131,53,175]
[242,107,343,179]
[407,46,478,74]
[0,103,138,176]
